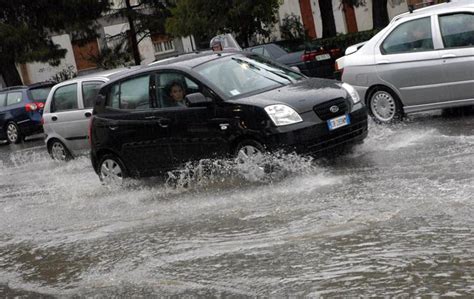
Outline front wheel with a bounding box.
[368,88,403,123]
[6,122,21,144]
[98,154,127,185]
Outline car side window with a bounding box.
[155,72,202,108]
[439,13,474,48]
[0,93,6,107]
[6,92,23,106]
[82,81,103,108]
[106,75,151,110]
[251,47,264,55]
[51,84,78,112]
[381,17,434,54]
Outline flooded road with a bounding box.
[0,111,473,297]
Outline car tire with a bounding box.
[5,122,22,144]
[368,87,403,123]
[48,140,72,161]
[98,154,128,184]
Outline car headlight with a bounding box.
[341,82,360,104]
[264,104,303,126]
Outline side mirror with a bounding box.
[290,66,301,72]
[185,92,213,107]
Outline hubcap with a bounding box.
[7,124,18,142]
[51,142,67,161]
[100,159,123,184]
[236,145,262,162]
[371,91,396,122]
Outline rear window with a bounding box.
[29,87,52,103]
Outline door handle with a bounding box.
[51,116,58,121]
[442,54,456,59]
[85,112,92,118]
[157,118,171,128]
[145,115,157,120]
[108,125,118,131]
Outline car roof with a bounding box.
[106,51,242,84]
[0,81,55,92]
[392,0,474,22]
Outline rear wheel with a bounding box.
[48,140,72,161]
[234,139,265,162]
[6,122,21,144]
[368,88,403,123]
[98,154,127,184]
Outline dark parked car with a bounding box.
[90,51,367,183]
[0,82,55,143]
[246,40,341,79]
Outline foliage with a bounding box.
[311,29,380,53]
[280,14,306,40]
[0,0,109,85]
[50,65,77,83]
[166,0,280,47]
[88,43,134,70]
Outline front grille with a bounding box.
[313,97,349,120]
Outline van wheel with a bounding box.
[368,88,403,123]
[48,140,72,161]
[6,122,21,144]
[98,154,127,184]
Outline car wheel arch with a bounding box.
[47,138,73,161]
[230,135,266,156]
[365,84,404,107]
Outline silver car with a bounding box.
[43,69,132,160]
[337,1,474,123]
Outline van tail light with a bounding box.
[40,117,45,125]
[25,102,44,112]
[25,103,38,112]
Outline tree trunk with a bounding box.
[0,60,23,87]
[373,0,389,30]
[126,0,141,65]
[319,0,337,38]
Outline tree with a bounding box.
[166,0,280,48]
[106,0,174,66]
[373,0,389,29]
[0,0,109,86]
[319,0,337,38]
[280,14,306,40]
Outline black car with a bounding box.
[0,82,55,144]
[246,40,341,79]
[90,51,367,182]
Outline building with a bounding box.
[275,0,448,40]
[15,0,196,85]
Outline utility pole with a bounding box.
[125,0,141,65]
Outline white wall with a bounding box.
[388,0,409,20]
[103,23,130,48]
[311,0,347,37]
[181,36,195,53]
[21,34,77,84]
[354,2,373,31]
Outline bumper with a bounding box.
[264,106,368,155]
[298,60,336,79]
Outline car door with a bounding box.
[45,83,86,151]
[150,71,230,166]
[100,74,175,174]
[375,16,448,107]
[75,80,104,151]
[436,11,474,103]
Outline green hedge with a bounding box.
[309,29,380,52]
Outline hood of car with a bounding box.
[234,78,348,113]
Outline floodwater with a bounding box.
[0,111,473,297]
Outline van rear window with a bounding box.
[30,87,52,103]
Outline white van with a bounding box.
[43,68,135,160]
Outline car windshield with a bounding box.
[29,86,53,103]
[195,54,304,98]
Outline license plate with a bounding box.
[315,54,331,61]
[327,114,350,131]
